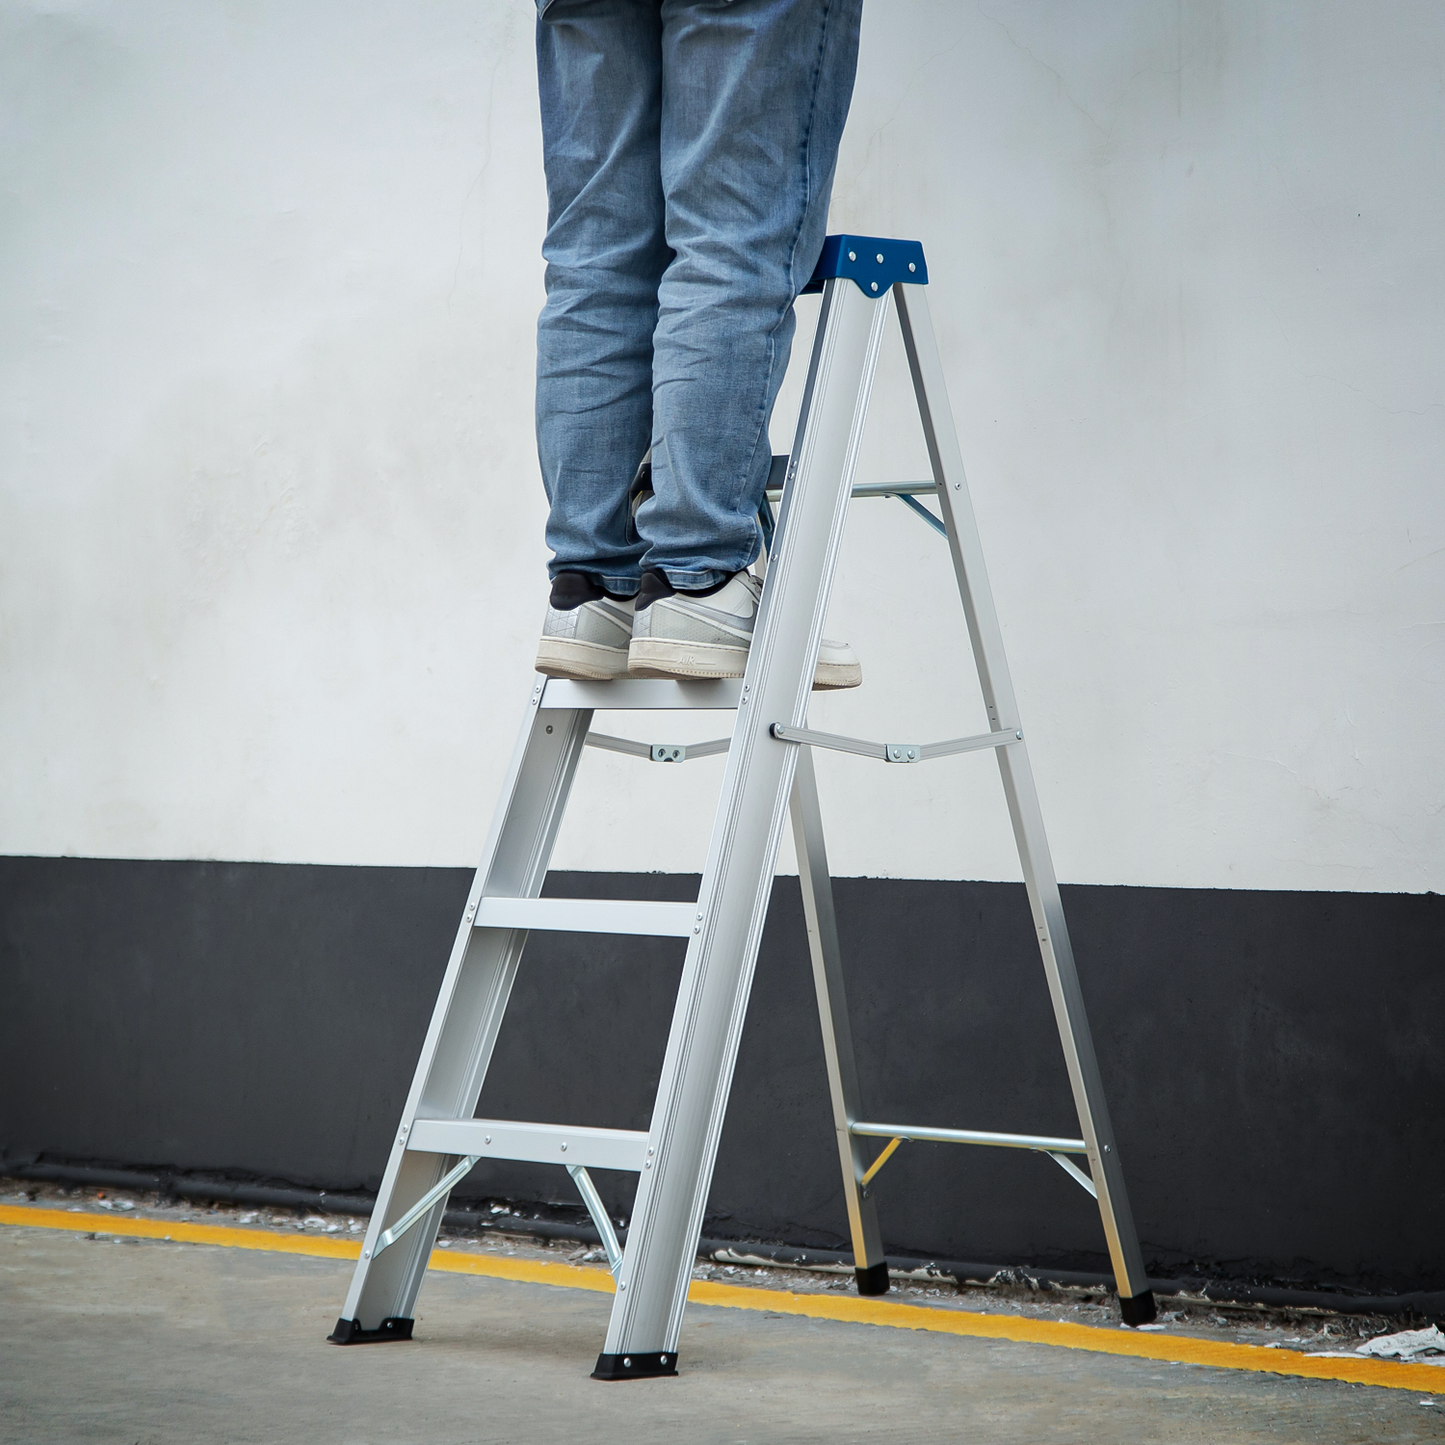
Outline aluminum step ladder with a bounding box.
[328,233,1157,1377]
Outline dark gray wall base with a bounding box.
[2,857,1441,1294]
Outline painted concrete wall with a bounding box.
[4,1,1443,892]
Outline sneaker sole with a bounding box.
[630,639,863,690]
[811,659,863,690]
[535,637,631,681]
[628,638,748,680]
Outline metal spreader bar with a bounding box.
[327,230,1156,1367]
[585,732,731,764]
[771,721,1020,764]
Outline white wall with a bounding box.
[3,1,1442,892]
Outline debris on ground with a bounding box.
[3,1177,1434,1356]
[1355,1325,1445,1362]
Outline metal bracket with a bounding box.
[894,491,947,537]
[859,1135,906,1192]
[371,1153,479,1258]
[567,1164,623,1276]
[585,733,731,764]
[1046,1151,1098,1199]
[772,722,1020,764]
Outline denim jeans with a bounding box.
[535,0,864,593]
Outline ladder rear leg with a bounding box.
[790,748,889,1295]
[894,283,1155,1322]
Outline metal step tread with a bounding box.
[474,896,696,938]
[540,677,742,711]
[407,1117,649,1173]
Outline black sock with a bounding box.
[548,572,606,610]
[635,569,736,611]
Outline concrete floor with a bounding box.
[2,1228,1441,1445]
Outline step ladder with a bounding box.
[328,234,1157,1376]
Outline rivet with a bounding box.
[644,1161,651,1169]
[1103,1144,1112,1153]
[660,1355,668,1365]
[546,725,553,733]
[1016,730,1023,740]
[870,281,879,292]
[847,250,856,261]
[908,262,917,273]
[876,253,884,263]
[624,1356,632,1365]
[620,1283,627,1292]
[560,1142,568,1152]
[484,1135,491,1144]
[648,1146,655,1155]
[363,1250,371,1259]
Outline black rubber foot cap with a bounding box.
[327,1316,414,1345]
[1119,1290,1157,1327]
[592,1351,679,1381]
[855,1261,891,1296]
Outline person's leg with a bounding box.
[636,0,864,588]
[535,0,670,597]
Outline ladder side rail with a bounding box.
[338,686,594,1331]
[599,279,891,1371]
[789,747,889,1291]
[892,283,1153,1312]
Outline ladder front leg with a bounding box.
[332,691,593,1339]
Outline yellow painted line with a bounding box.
[3,1205,1440,1394]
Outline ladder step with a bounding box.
[540,677,742,711]
[475,896,696,938]
[408,1117,649,1173]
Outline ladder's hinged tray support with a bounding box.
[327,233,1157,1374]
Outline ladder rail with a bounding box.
[893,281,1152,1310]
[789,747,888,1288]
[598,277,891,1371]
[336,687,594,1333]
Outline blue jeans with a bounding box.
[535,0,864,593]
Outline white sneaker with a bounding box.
[535,575,635,680]
[628,571,861,690]
[813,637,863,690]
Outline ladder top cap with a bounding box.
[803,235,928,296]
